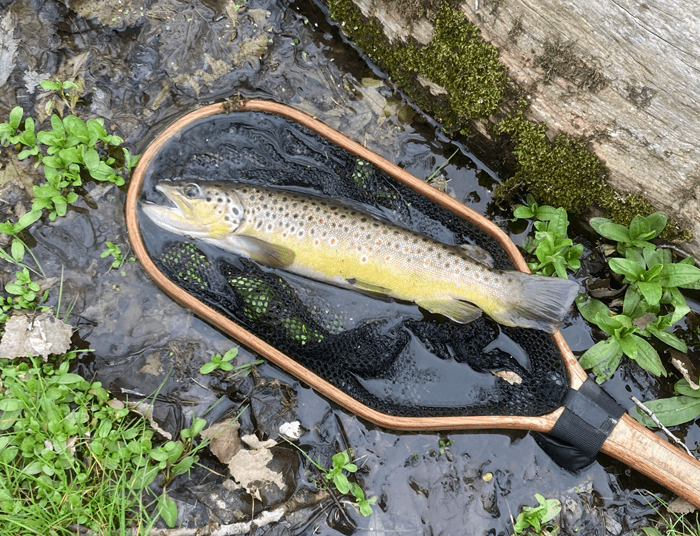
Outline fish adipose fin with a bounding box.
[457,244,494,267]
[224,236,295,268]
[494,272,580,333]
[416,298,482,324]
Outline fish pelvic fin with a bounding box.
[491,271,580,333]
[224,236,295,268]
[416,298,482,324]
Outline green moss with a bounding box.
[492,105,609,214]
[492,106,690,240]
[328,0,507,131]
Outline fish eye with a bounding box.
[183,184,200,199]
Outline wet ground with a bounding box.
[0,0,697,534]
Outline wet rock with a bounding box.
[250,376,298,440]
[0,11,20,89]
[0,312,73,360]
[60,0,148,29]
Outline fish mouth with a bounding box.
[140,185,198,234]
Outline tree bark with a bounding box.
[346,0,700,255]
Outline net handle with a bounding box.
[602,413,700,505]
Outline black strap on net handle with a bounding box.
[535,378,626,472]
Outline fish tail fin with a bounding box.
[491,272,580,333]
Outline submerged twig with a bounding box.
[630,396,694,457]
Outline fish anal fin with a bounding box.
[417,298,482,324]
[225,235,295,268]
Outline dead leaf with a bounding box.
[492,370,522,385]
[632,312,656,330]
[126,401,173,440]
[667,496,697,514]
[227,434,283,501]
[670,350,699,390]
[201,418,241,464]
[0,312,73,361]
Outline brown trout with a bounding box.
[142,181,580,333]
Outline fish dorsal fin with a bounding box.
[457,243,494,267]
[223,235,295,268]
[416,298,482,324]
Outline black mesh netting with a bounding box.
[141,111,570,418]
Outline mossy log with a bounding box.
[336,0,700,256]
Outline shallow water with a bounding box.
[0,0,694,533]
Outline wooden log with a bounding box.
[341,0,700,256]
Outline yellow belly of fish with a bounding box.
[252,230,500,320]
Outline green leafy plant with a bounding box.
[41,78,84,117]
[438,437,454,453]
[513,493,561,535]
[0,105,139,223]
[284,439,377,517]
[101,241,135,275]
[577,213,700,384]
[513,194,583,278]
[631,379,700,428]
[199,348,264,375]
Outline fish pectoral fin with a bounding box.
[457,243,494,267]
[346,278,393,295]
[225,236,295,268]
[416,298,482,324]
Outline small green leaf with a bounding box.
[200,362,216,375]
[55,373,86,385]
[609,258,644,281]
[673,380,700,399]
[575,295,611,325]
[636,281,662,306]
[158,494,178,528]
[579,338,622,383]
[656,263,700,288]
[11,239,24,263]
[41,80,62,91]
[632,396,700,427]
[0,398,24,412]
[513,205,534,219]
[9,107,23,130]
[590,217,630,243]
[629,335,666,377]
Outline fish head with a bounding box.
[141,180,245,239]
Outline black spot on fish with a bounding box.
[232,207,240,215]
[366,234,371,240]
[206,197,212,202]
[272,199,278,205]
[360,217,367,222]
